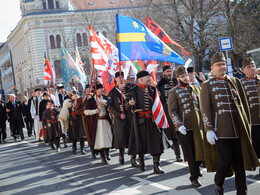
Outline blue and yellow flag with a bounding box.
[116,14,185,65]
[61,47,87,94]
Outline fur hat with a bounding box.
[115,71,124,78]
[211,52,226,66]
[163,65,172,72]
[137,70,149,79]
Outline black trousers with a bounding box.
[252,125,260,158]
[25,120,34,136]
[215,139,247,193]
[178,131,201,181]
[0,125,7,141]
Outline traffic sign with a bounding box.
[219,37,233,51]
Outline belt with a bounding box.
[137,110,153,119]
[70,112,77,117]
[98,115,108,120]
[46,119,58,123]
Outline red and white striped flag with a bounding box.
[152,89,169,128]
[44,53,55,85]
[89,25,109,66]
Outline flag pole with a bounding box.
[118,62,124,115]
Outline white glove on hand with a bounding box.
[206,130,218,145]
[178,125,187,135]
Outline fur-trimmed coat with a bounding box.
[59,99,71,134]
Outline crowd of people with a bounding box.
[0,52,260,195]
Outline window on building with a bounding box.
[77,33,82,47]
[83,33,88,46]
[54,60,62,79]
[50,35,55,49]
[48,0,54,9]
[102,31,107,38]
[56,0,60,9]
[56,35,61,48]
[43,0,47,9]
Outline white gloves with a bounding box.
[206,130,218,145]
[178,125,187,135]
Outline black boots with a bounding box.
[172,140,183,162]
[100,149,108,164]
[119,148,125,165]
[104,148,111,160]
[90,146,96,159]
[72,140,77,154]
[50,140,55,150]
[80,140,86,155]
[214,184,223,195]
[131,155,139,167]
[62,135,68,148]
[153,155,164,174]
[139,154,145,171]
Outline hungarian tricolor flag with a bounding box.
[44,53,55,85]
[147,16,189,56]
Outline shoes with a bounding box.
[191,178,201,188]
[119,156,124,165]
[3,139,6,143]
[38,138,41,142]
[176,157,183,162]
[51,145,55,150]
[153,164,165,174]
[131,159,139,167]
[214,184,223,195]
[56,147,61,152]
[198,170,203,177]
[80,149,87,155]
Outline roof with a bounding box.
[70,0,164,10]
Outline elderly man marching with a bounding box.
[200,52,259,195]
[107,71,138,166]
[157,65,183,162]
[127,70,164,174]
[168,66,204,187]
[240,57,260,160]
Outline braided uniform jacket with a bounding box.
[240,75,260,125]
[168,84,201,131]
[200,76,243,138]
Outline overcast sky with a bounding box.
[0,0,21,42]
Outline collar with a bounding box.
[138,83,148,89]
[214,75,227,80]
[246,75,256,80]
[179,84,190,88]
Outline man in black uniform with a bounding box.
[0,94,7,143]
[6,94,25,141]
[127,70,164,174]
[157,65,182,162]
[107,71,138,166]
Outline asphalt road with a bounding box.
[0,128,260,195]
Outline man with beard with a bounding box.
[157,65,183,162]
[107,71,138,166]
[200,52,259,195]
[240,57,260,160]
[6,94,25,141]
[127,70,164,174]
[168,66,204,187]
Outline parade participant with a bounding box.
[107,71,138,166]
[31,88,42,141]
[168,66,204,187]
[42,100,62,152]
[22,96,33,137]
[80,87,98,159]
[84,84,113,164]
[6,94,25,141]
[66,88,86,155]
[0,94,7,143]
[57,83,68,108]
[27,90,35,137]
[156,65,183,162]
[127,70,164,174]
[241,57,260,159]
[39,93,51,143]
[200,52,259,195]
